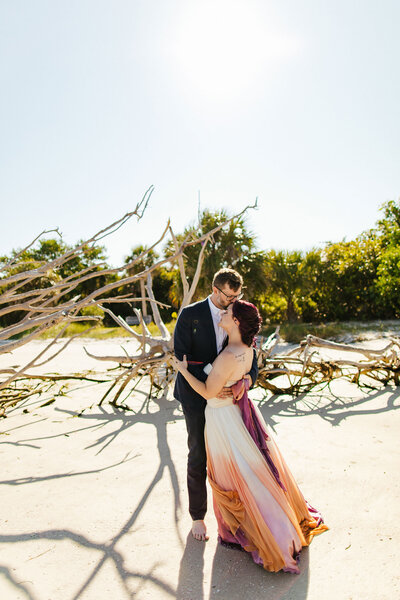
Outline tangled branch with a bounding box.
[0,195,258,413]
[257,332,400,395]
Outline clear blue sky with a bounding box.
[1,0,399,266]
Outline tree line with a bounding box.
[1,200,399,328]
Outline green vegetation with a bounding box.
[164,208,267,303]
[2,200,400,334]
[256,200,400,323]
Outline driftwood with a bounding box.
[82,201,259,406]
[0,193,258,413]
[257,332,400,395]
[2,189,399,416]
[0,187,156,413]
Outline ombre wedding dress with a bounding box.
[203,368,328,574]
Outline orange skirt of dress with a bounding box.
[205,397,328,573]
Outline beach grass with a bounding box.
[35,320,177,340]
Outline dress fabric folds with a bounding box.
[204,378,328,574]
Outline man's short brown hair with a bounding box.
[212,268,243,292]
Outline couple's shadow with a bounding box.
[176,532,309,600]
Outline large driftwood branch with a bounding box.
[0,186,154,292]
[80,201,260,404]
[0,296,168,318]
[169,199,259,312]
[0,213,170,311]
[0,197,263,412]
[169,226,190,300]
[299,335,395,359]
[0,190,158,405]
[145,273,170,340]
[181,234,209,311]
[257,333,400,395]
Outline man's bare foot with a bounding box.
[192,520,209,541]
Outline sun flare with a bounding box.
[168,0,300,105]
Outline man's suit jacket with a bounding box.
[173,298,258,410]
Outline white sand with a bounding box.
[0,339,399,600]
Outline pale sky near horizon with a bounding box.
[1,0,399,266]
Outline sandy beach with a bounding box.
[1,338,399,600]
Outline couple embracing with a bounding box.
[172,268,327,574]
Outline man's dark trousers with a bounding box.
[173,298,258,521]
[181,398,207,520]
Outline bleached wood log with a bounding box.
[169,227,190,301]
[145,273,170,341]
[301,335,396,358]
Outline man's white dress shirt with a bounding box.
[207,296,227,354]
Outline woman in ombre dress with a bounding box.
[172,300,328,574]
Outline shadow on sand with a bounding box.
[0,394,184,599]
[2,381,398,598]
[258,384,400,432]
[176,532,309,600]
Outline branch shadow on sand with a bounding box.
[257,384,400,431]
[3,378,398,597]
[0,525,176,600]
[0,564,40,600]
[0,395,186,599]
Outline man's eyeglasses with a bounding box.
[215,286,244,301]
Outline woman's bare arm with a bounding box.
[172,351,235,400]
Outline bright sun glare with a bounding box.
[169,0,299,105]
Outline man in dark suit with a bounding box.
[174,268,259,541]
